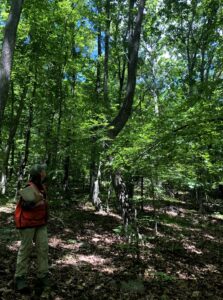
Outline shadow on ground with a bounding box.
[0,200,223,299]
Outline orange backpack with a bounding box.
[14,184,47,229]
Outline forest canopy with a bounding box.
[1,1,223,299]
[0,0,223,212]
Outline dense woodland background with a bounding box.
[0,0,223,299]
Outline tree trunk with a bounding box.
[0,0,24,129]
[103,0,110,107]
[15,77,36,198]
[90,145,102,211]
[90,1,103,210]
[140,176,144,212]
[112,171,131,226]
[118,56,126,106]
[63,155,70,196]
[0,84,27,194]
[108,0,145,139]
[108,0,146,225]
[106,174,112,212]
[15,100,33,198]
[96,9,102,95]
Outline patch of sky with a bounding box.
[90,48,98,59]
[86,0,98,14]
[77,17,95,31]
[89,33,106,60]
[136,77,146,84]
[210,41,218,47]
[0,20,6,27]
[63,72,86,83]
[23,35,31,45]
[76,73,86,82]
[74,46,81,53]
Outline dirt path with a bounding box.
[0,201,223,299]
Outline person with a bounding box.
[14,164,49,294]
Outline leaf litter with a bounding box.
[0,200,223,299]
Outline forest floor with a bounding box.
[0,196,223,300]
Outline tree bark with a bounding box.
[90,1,103,210]
[103,0,111,107]
[96,6,102,95]
[108,0,146,139]
[90,139,102,211]
[63,155,70,196]
[15,79,36,197]
[15,100,33,197]
[140,176,144,212]
[0,0,24,129]
[90,160,102,211]
[112,171,131,226]
[108,0,146,225]
[0,84,27,194]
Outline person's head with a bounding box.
[29,163,47,183]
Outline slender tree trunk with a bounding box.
[15,100,33,197]
[15,78,36,198]
[49,19,70,170]
[140,176,144,212]
[63,155,70,196]
[96,18,102,94]
[0,0,24,129]
[151,175,158,235]
[90,143,102,211]
[91,161,102,211]
[0,84,27,194]
[106,174,112,212]
[9,139,15,180]
[103,0,110,107]
[90,1,103,210]
[118,57,126,105]
[51,66,64,168]
[112,171,131,226]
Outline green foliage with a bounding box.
[0,0,223,206]
[154,272,177,282]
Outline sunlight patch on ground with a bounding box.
[49,237,64,248]
[203,233,215,240]
[7,240,20,251]
[55,253,115,271]
[100,265,119,274]
[0,206,14,213]
[211,213,223,220]
[155,231,165,237]
[95,210,122,220]
[182,240,203,255]
[55,254,78,266]
[143,205,154,213]
[49,236,81,250]
[91,233,116,245]
[200,264,221,274]
[143,267,156,278]
[162,222,182,231]
[188,228,201,232]
[77,254,110,265]
[176,271,191,280]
